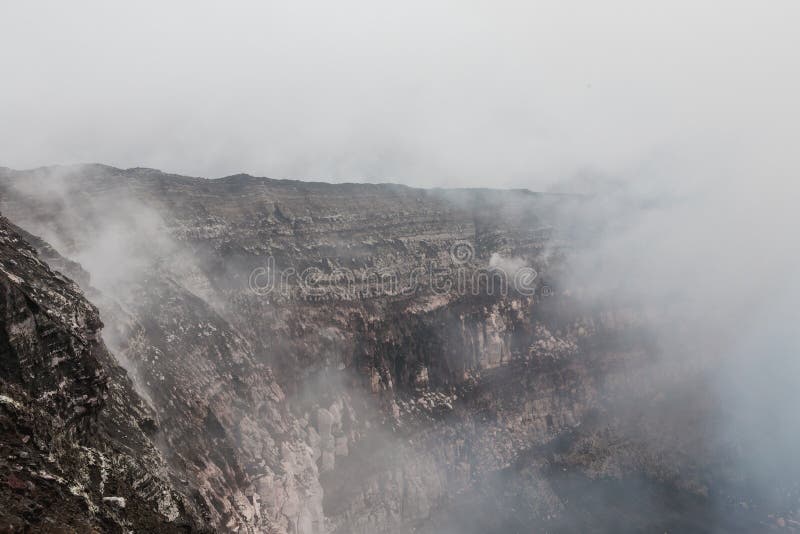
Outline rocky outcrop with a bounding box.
[0,216,204,532]
[0,164,789,532]
[112,276,326,533]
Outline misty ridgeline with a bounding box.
[1,2,799,533]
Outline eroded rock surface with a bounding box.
[0,165,793,533]
[0,216,204,532]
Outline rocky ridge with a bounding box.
[0,215,205,531]
[0,164,793,532]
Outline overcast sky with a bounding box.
[1,1,798,189]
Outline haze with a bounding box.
[1,1,798,189]
[2,3,800,530]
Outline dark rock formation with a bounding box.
[0,164,792,532]
[0,216,204,532]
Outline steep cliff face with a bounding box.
[0,216,204,532]
[0,165,786,532]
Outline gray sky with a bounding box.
[1,1,798,188]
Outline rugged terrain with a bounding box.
[0,164,794,532]
[0,215,207,531]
